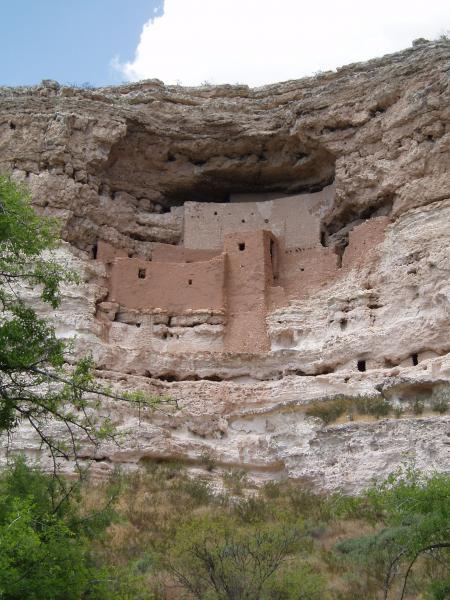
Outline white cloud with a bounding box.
[118,0,450,87]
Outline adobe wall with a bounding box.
[96,240,128,263]
[108,255,226,313]
[223,230,274,353]
[278,246,339,301]
[184,184,335,251]
[151,243,220,263]
[342,217,391,270]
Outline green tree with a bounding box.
[0,174,163,465]
[336,467,450,599]
[0,456,116,599]
[166,516,309,599]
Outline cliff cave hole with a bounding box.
[357,360,366,372]
[411,353,419,366]
[92,243,98,260]
[138,268,146,279]
[238,242,246,251]
[9,122,16,130]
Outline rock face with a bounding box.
[1,40,450,492]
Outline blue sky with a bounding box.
[1,0,163,87]
[1,0,449,88]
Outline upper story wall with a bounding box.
[109,254,226,313]
[151,243,220,263]
[184,184,334,251]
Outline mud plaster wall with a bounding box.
[183,184,334,251]
[96,240,128,263]
[342,217,391,269]
[278,247,339,302]
[109,255,226,313]
[151,244,220,263]
[223,230,275,353]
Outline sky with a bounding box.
[1,1,449,88]
[0,0,163,87]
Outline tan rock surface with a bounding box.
[1,40,450,491]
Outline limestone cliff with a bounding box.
[1,39,449,491]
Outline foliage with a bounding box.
[335,467,450,598]
[0,174,165,465]
[166,516,304,599]
[0,456,117,599]
[305,394,391,424]
[73,459,450,600]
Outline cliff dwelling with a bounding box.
[96,183,390,355]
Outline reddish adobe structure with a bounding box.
[96,189,390,354]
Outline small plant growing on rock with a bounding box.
[305,397,350,424]
[393,406,404,419]
[431,386,450,414]
[412,399,425,415]
[431,399,448,414]
[223,469,248,495]
[199,450,216,472]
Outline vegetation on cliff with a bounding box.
[0,175,162,466]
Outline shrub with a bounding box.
[354,396,390,418]
[412,398,425,415]
[306,395,392,424]
[223,469,248,495]
[305,397,350,424]
[166,517,303,600]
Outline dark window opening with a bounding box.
[138,268,146,279]
[270,238,279,279]
[357,360,366,372]
[214,211,218,215]
[264,218,269,224]
[241,219,246,223]
[411,353,419,366]
[188,279,193,285]
[9,122,16,130]
[92,243,98,260]
[340,318,347,331]
[136,323,141,328]
[238,242,245,251]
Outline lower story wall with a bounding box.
[109,255,226,313]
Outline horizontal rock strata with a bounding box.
[1,39,450,491]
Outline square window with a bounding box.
[138,268,146,279]
[238,242,245,251]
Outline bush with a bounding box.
[306,395,391,424]
[305,397,350,424]
[166,517,303,600]
[223,469,248,495]
[412,398,425,415]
